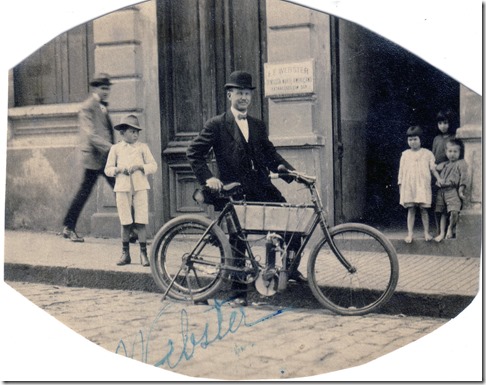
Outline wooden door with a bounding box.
[157,0,267,220]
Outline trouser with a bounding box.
[228,181,302,298]
[230,233,302,298]
[63,168,115,230]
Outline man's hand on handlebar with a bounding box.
[205,177,224,192]
[271,165,317,185]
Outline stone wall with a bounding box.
[265,0,333,219]
[6,103,96,232]
[6,1,162,237]
[455,85,482,245]
[90,2,162,237]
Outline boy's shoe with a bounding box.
[62,227,84,243]
[140,250,150,267]
[117,251,131,266]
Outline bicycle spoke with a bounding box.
[309,223,398,315]
[150,216,231,302]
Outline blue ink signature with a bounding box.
[116,299,289,368]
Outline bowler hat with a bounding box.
[224,71,256,90]
[114,114,142,131]
[406,125,422,137]
[90,73,112,87]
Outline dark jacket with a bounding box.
[78,94,115,170]
[187,111,293,202]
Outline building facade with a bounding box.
[6,0,482,247]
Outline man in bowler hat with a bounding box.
[61,73,116,242]
[187,70,306,306]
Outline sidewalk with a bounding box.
[3,229,481,318]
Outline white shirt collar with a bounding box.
[231,107,249,141]
[121,140,139,147]
[231,107,247,120]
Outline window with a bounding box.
[13,22,94,106]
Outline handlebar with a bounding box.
[193,182,243,205]
[269,165,317,185]
[195,166,316,206]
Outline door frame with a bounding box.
[330,15,343,225]
[156,0,268,223]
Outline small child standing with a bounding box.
[432,110,455,164]
[105,115,158,266]
[431,110,455,236]
[434,139,469,242]
[398,126,442,243]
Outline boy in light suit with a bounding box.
[105,115,157,266]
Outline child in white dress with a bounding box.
[398,126,443,243]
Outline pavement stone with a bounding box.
[4,281,452,380]
[3,229,482,318]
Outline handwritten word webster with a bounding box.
[115,299,290,368]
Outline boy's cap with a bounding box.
[114,114,142,131]
[406,125,422,136]
[90,73,112,87]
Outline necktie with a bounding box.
[237,114,247,120]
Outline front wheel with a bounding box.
[308,223,399,316]
[150,215,232,302]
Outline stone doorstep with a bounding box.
[389,237,481,258]
[383,210,482,258]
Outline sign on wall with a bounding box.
[264,60,314,97]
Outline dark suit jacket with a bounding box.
[187,111,294,202]
[78,94,114,170]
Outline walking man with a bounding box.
[61,73,115,242]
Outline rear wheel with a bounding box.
[150,215,232,301]
[308,223,399,315]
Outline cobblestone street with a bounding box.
[4,281,479,381]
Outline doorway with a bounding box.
[156,0,267,221]
[335,19,460,230]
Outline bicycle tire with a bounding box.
[150,215,232,302]
[308,223,399,316]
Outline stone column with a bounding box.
[455,85,482,246]
[90,2,162,237]
[265,0,334,220]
